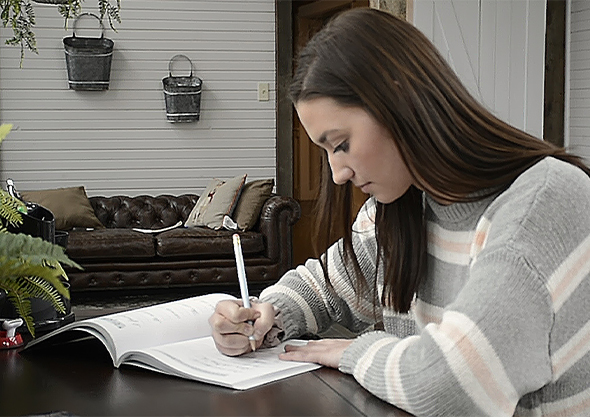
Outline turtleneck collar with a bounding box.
[424,190,500,224]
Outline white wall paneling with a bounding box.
[567,0,590,163]
[0,0,276,196]
[413,0,547,139]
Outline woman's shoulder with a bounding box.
[484,157,590,255]
[510,157,590,189]
[498,156,589,206]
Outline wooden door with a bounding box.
[292,0,370,266]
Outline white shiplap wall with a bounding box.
[0,0,276,196]
[567,0,590,162]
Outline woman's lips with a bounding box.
[359,183,371,194]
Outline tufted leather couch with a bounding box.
[64,194,301,295]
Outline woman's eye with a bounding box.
[334,141,349,153]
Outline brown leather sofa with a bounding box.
[64,194,301,295]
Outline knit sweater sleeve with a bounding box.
[259,198,382,338]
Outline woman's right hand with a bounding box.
[208,299,275,356]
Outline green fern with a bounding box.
[0,189,25,232]
[0,268,65,335]
[0,234,82,336]
[0,122,72,336]
[0,127,82,337]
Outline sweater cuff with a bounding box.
[339,331,394,374]
[260,304,285,348]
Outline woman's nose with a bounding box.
[329,158,353,185]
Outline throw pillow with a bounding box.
[185,174,247,230]
[20,186,104,231]
[233,179,274,231]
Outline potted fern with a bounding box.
[0,124,81,337]
[0,0,121,63]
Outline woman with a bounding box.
[209,8,590,416]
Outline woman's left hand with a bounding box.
[279,338,353,368]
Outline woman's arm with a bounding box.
[259,198,383,340]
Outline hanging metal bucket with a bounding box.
[63,13,114,91]
[162,55,203,122]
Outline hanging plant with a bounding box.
[0,0,121,65]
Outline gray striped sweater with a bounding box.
[260,157,590,416]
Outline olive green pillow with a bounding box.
[20,186,104,231]
[233,179,274,231]
[185,174,247,230]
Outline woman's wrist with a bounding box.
[258,303,285,348]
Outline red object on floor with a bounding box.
[0,330,23,349]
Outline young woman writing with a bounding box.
[209,8,590,416]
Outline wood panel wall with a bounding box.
[0,0,276,197]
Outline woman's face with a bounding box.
[296,97,414,204]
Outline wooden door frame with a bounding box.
[276,0,293,198]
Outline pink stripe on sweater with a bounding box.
[441,321,515,416]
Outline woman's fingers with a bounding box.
[211,330,251,356]
[279,339,353,368]
[209,299,274,356]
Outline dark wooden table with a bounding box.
[0,305,412,417]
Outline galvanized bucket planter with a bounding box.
[162,55,203,122]
[63,13,114,91]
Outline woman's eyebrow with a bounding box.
[317,129,339,144]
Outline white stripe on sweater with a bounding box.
[547,233,590,312]
[414,299,444,329]
[324,249,375,321]
[552,319,590,379]
[386,335,419,413]
[354,337,395,383]
[427,222,474,266]
[268,284,319,334]
[426,311,518,417]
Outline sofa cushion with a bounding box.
[21,186,105,231]
[233,179,274,231]
[90,194,198,229]
[66,229,155,260]
[184,174,246,230]
[156,227,264,258]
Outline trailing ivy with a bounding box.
[0,0,122,65]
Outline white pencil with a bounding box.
[232,233,257,352]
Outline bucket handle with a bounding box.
[168,54,194,78]
[72,12,105,39]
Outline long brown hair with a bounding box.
[290,8,590,313]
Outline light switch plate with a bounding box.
[258,82,269,101]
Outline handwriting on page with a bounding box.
[151,344,285,377]
[91,294,234,355]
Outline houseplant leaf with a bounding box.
[0,233,82,336]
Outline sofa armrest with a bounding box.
[258,196,301,272]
